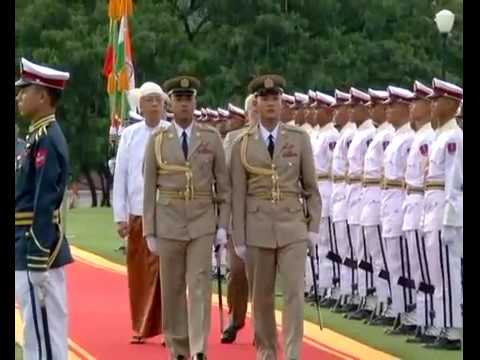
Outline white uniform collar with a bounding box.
[317,122,335,134]
[395,121,412,134]
[357,119,374,131]
[173,120,194,139]
[339,121,356,135]
[437,118,460,135]
[259,121,280,143]
[377,121,392,131]
[416,122,433,134]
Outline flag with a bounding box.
[105,0,135,133]
[116,16,135,122]
[116,16,135,91]
[103,19,116,94]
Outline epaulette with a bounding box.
[197,123,217,132]
[152,126,170,136]
[232,128,250,145]
[282,124,307,134]
[27,114,56,143]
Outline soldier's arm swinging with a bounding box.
[300,132,322,233]
[28,136,63,272]
[213,131,231,230]
[230,139,247,250]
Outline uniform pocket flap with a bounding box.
[247,202,259,213]
[288,204,303,213]
[157,197,171,206]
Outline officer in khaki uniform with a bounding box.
[231,75,321,360]
[143,76,230,360]
[220,101,254,344]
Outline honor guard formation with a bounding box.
[15,57,463,360]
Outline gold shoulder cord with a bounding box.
[240,134,280,203]
[155,131,195,200]
[28,114,56,142]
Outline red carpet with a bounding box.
[67,260,353,359]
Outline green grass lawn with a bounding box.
[40,207,460,360]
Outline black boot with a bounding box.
[348,309,373,321]
[192,353,207,360]
[320,296,337,308]
[424,336,461,350]
[221,324,243,344]
[368,315,395,326]
[386,324,417,336]
[406,327,437,344]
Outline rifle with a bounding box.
[212,182,224,333]
[301,191,323,331]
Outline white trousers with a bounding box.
[424,230,463,330]
[333,221,355,296]
[404,230,429,327]
[385,236,414,316]
[211,247,228,276]
[317,217,337,290]
[364,225,390,304]
[15,268,68,360]
[351,224,374,297]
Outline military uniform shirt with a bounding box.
[347,119,376,224]
[402,122,435,232]
[313,123,339,218]
[423,119,463,232]
[15,115,73,271]
[360,122,394,226]
[331,122,356,222]
[381,122,415,238]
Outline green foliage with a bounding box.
[16,0,463,178]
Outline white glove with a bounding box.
[441,226,460,247]
[145,235,159,255]
[234,245,247,262]
[28,271,49,291]
[214,228,228,248]
[308,232,319,254]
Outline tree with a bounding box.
[15,0,463,205]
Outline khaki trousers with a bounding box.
[226,236,249,328]
[246,241,308,360]
[158,235,214,358]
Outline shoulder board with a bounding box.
[233,128,251,144]
[31,122,53,142]
[231,127,249,140]
[152,126,169,136]
[197,124,217,132]
[283,124,307,134]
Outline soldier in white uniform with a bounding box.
[330,90,358,313]
[345,88,377,320]
[423,79,463,350]
[281,93,295,124]
[442,120,463,348]
[294,92,310,130]
[361,89,395,326]
[309,91,340,306]
[380,86,416,335]
[401,81,437,342]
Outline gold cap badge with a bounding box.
[264,78,274,89]
[180,78,190,88]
